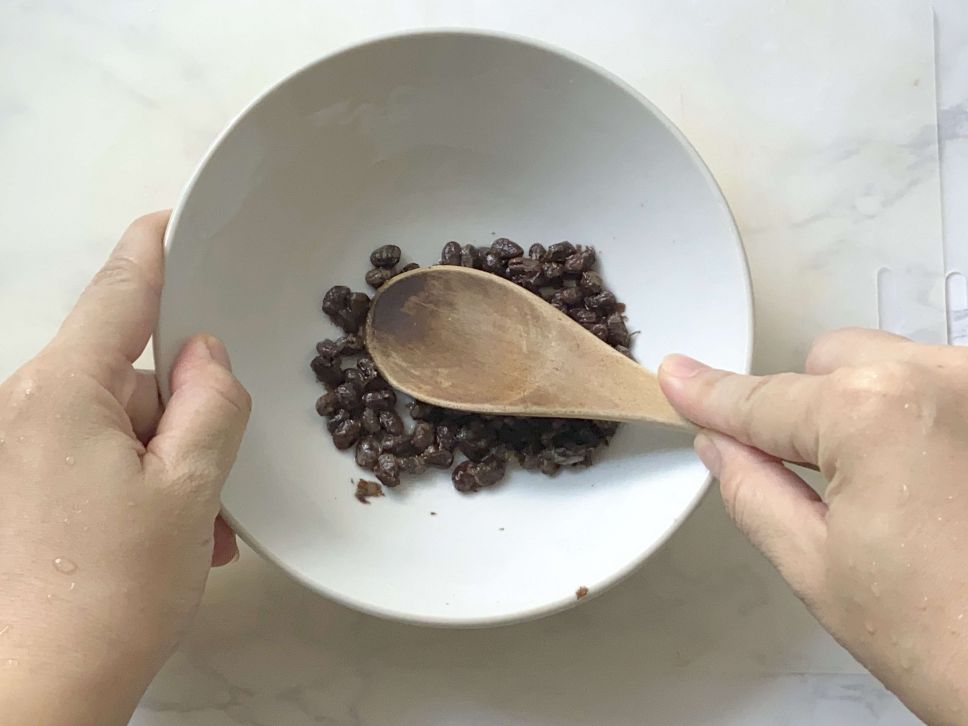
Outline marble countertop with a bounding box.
[1,1,966,724]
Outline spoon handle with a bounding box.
[567,354,696,431]
[606,366,696,432]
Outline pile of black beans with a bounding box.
[311,240,631,494]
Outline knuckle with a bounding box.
[731,374,793,437]
[167,457,225,497]
[207,365,252,418]
[805,328,859,373]
[91,254,143,291]
[827,361,919,413]
[0,362,59,411]
[718,467,751,533]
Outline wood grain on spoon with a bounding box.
[365,266,693,431]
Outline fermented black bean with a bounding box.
[310,356,343,388]
[363,389,396,410]
[374,453,401,487]
[361,407,382,434]
[379,409,405,435]
[460,244,482,269]
[365,267,396,288]
[546,241,576,261]
[321,285,350,316]
[482,251,506,275]
[334,381,362,411]
[422,446,454,468]
[441,241,462,265]
[332,418,362,450]
[315,391,338,417]
[355,436,381,469]
[411,421,435,450]
[606,312,631,347]
[491,238,524,259]
[370,244,401,268]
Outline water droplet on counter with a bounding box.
[958,613,964,621]
[865,621,876,635]
[16,435,24,443]
[900,542,905,549]
[938,515,944,522]
[0,625,10,637]
[68,582,76,592]
[947,495,954,502]
[900,483,909,501]
[52,557,77,574]
[23,387,33,397]
[4,659,18,667]
[64,456,74,466]
[919,596,929,610]
[870,581,880,597]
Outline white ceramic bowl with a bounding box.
[156,30,752,626]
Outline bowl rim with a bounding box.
[156,27,755,628]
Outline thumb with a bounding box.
[146,335,251,502]
[696,431,828,606]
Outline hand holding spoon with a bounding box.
[365,266,692,430]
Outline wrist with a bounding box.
[0,600,158,726]
[0,657,148,726]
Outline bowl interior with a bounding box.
[156,31,751,625]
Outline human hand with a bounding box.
[0,212,251,726]
[659,329,968,725]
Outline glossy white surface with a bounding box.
[155,31,752,626]
[0,0,962,723]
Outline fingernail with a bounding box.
[229,549,240,564]
[202,335,232,371]
[661,354,709,379]
[694,433,722,477]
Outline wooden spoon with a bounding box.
[365,266,693,430]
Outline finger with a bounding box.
[211,514,239,567]
[805,327,912,374]
[695,431,827,605]
[659,355,824,464]
[145,334,251,506]
[127,369,162,443]
[58,211,169,372]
